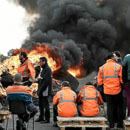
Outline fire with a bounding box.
[0,44,63,76]
[67,64,86,78]
[0,43,86,78]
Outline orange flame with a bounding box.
[0,44,62,75]
[67,64,86,78]
[0,44,86,78]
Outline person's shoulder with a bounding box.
[6,86,12,90]
[124,54,130,58]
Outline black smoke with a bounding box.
[12,0,130,74]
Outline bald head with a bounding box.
[14,73,23,82]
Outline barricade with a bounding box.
[124,120,130,130]
[0,110,10,121]
[57,116,108,130]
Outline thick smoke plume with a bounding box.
[12,0,130,74]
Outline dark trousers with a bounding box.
[113,91,127,122]
[105,92,123,128]
[18,103,37,122]
[39,96,50,121]
[124,82,130,117]
[53,105,58,122]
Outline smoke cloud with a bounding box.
[12,0,130,74]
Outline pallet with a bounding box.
[0,110,11,120]
[124,120,130,130]
[57,116,108,130]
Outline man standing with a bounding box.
[35,57,52,123]
[98,52,123,130]
[53,81,77,127]
[18,52,35,87]
[122,51,130,121]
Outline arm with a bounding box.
[25,87,33,96]
[97,67,103,86]
[28,61,36,82]
[122,57,128,83]
[118,65,123,84]
[97,91,103,105]
[76,90,82,104]
[38,67,52,95]
[53,92,60,105]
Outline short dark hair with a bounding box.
[86,82,93,85]
[40,57,47,63]
[61,81,70,87]
[114,51,121,57]
[20,52,27,58]
[105,52,114,61]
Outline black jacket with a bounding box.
[37,63,52,96]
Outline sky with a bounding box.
[0,0,28,56]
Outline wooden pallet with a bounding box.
[57,116,108,130]
[0,110,11,120]
[124,120,130,130]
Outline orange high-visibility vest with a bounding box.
[53,87,77,117]
[98,59,123,95]
[77,85,103,116]
[18,58,35,82]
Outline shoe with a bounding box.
[22,123,26,130]
[35,118,44,122]
[128,116,130,121]
[40,120,50,123]
[30,109,38,119]
[16,119,23,130]
[0,125,5,130]
[52,122,58,127]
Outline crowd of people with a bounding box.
[0,51,129,130]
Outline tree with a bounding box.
[0,54,7,63]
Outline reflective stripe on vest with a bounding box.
[82,88,98,101]
[21,60,31,76]
[102,64,119,79]
[58,90,75,104]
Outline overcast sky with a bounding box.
[0,0,28,56]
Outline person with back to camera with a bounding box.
[98,52,124,130]
[53,81,77,127]
[113,51,126,122]
[6,73,38,130]
[77,82,103,117]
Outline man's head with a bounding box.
[61,81,70,88]
[105,52,118,62]
[19,52,27,63]
[113,51,121,58]
[86,82,93,85]
[39,57,47,67]
[13,73,23,83]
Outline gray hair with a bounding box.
[14,73,23,82]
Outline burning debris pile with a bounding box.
[0,44,79,93]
